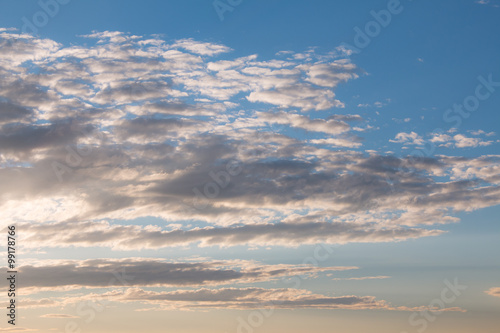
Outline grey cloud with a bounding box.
[299,60,359,88]
[0,30,498,247]
[327,114,363,122]
[116,287,385,310]
[90,80,174,105]
[114,116,199,142]
[18,220,443,250]
[0,101,32,124]
[0,121,93,154]
[12,258,355,292]
[22,286,465,312]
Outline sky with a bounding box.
[0,0,499,332]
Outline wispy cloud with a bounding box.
[20,286,466,312]
[16,221,443,250]
[12,258,356,293]
[485,287,500,297]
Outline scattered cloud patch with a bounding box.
[485,287,500,298]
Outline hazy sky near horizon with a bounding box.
[0,0,499,332]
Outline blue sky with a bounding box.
[0,1,499,332]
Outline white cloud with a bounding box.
[247,84,344,111]
[170,38,232,56]
[390,132,424,145]
[357,99,390,108]
[309,137,363,148]
[429,132,495,148]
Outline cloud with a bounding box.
[10,258,356,293]
[0,101,33,124]
[390,132,424,145]
[392,131,496,148]
[0,28,494,317]
[357,99,390,108]
[453,134,493,148]
[469,130,495,137]
[429,133,452,143]
[485,287,500,298]
[297,60,359,88]
[309,137,363,148]
[109,287,388,310]
[256,111,351,134]
[19,286,466,312]
[474,0,499,6]
[17,220,443,250]
[0,29,499,252]
[332,276,391,281]
[430,132,495,148]
[327,114,363,122]
[170,38,232,56]
[40,314,79,319]
[247,84,344,111]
